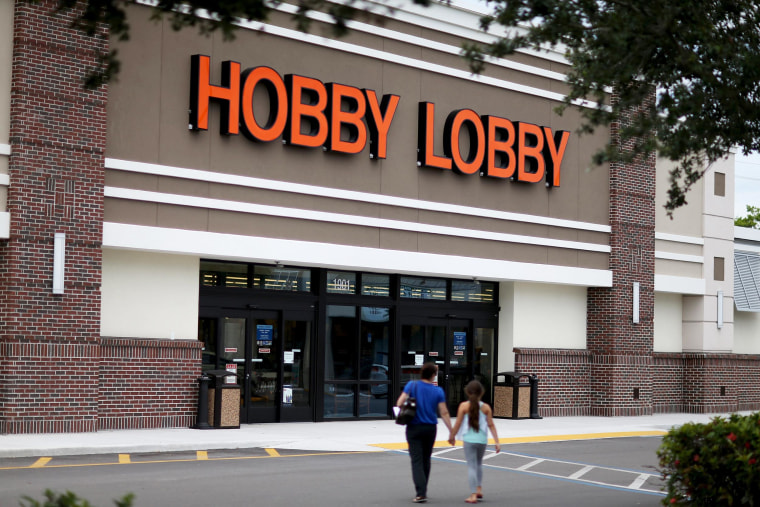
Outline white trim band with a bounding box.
[0,173,9,186]
[655,274,705,295]
[272,2,569,84]
[105,186,611,253]
[655,232,704,245]
[0,212,9,239]
[105,158,611,234]
[655,251,704,264]
[0,143,10,156]
[103,222,614,287]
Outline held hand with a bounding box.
[448,435,456,446]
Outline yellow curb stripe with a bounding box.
[118,454,131,464]
[265,448,280,457]
[197,451,208,460]
[0,451,372,471]
[371,430,667,450]
[30,457,52,468]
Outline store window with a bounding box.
[451,280,496,303]
[327,271,356,294]
[361,274,390,297]
[400,277,447,300]
[254,265,311,292]
[323,305,390,418]
[200,261,248,287]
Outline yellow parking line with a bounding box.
[30,457,52,468]
[197,451,208,460]
[265,448,280,457]
[372,430,667,450]
[118,454,131,464]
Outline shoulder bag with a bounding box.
[395,381,417,425]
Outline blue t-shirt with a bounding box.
[403,380,445,425]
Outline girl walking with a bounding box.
[448,380,501,504]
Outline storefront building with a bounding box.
[1,0,759,433]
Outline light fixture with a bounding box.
[473,277,481,286]
[717,290,724,329]
[275,261,284,268]
[53,232,65,294]
[632,282,640,324]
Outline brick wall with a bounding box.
[0,1,203,434]
[513,348,591,417]
[586,94,656,416]
[0,0,107,433]
[99,338,202,430]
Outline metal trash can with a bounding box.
[206,369,240,429]
[493,372,532,419]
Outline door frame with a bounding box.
[199,303,316,424]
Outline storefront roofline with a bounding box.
[103,222,613,288]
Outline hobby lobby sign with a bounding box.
[189,55,570,187]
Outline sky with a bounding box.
[734,153,760,218]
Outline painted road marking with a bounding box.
[30,457,52,468]
[373,430,667,450]
[517,458,545,471]
[197,451,208,460]
[0,450,369,471]
[265,448,280,457]
[628,473,650,489]
[407,448,665,497]
[568,465,595,479]
[432,447,458,457]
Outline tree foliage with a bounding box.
[735,205,760,229]
[20,489,134,507]
[38,0,760,213]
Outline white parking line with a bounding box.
[628,473,650,489]
[517,458,545,471]
[568,465,594,479]
[432,447,459,457]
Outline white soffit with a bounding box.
[734,251,760,312]
[103,223,613,287]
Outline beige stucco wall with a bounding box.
[734,310,760,355]
[101,249,200,340]
[655,156,703,238]
[654,292,683,352]
[513,282,587,349]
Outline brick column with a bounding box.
[0,0,107,433]
[586,96,656,416]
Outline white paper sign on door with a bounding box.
[284,351,295,364]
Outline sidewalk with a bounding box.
[0,412,745,459]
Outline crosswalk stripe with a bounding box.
[568,465,595,479]
[628,473,650,489]
[30,457,52,468]
[517,458,544,471]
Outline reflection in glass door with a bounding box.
[400,319,472,415]
[248,312,279,423]
[281,315,312,422]
[213,310,313,424]
[446,320,470,415]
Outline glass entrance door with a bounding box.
[400,318,472,414]
[210,309,313,423]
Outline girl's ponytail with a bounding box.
[464,380,485,432]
